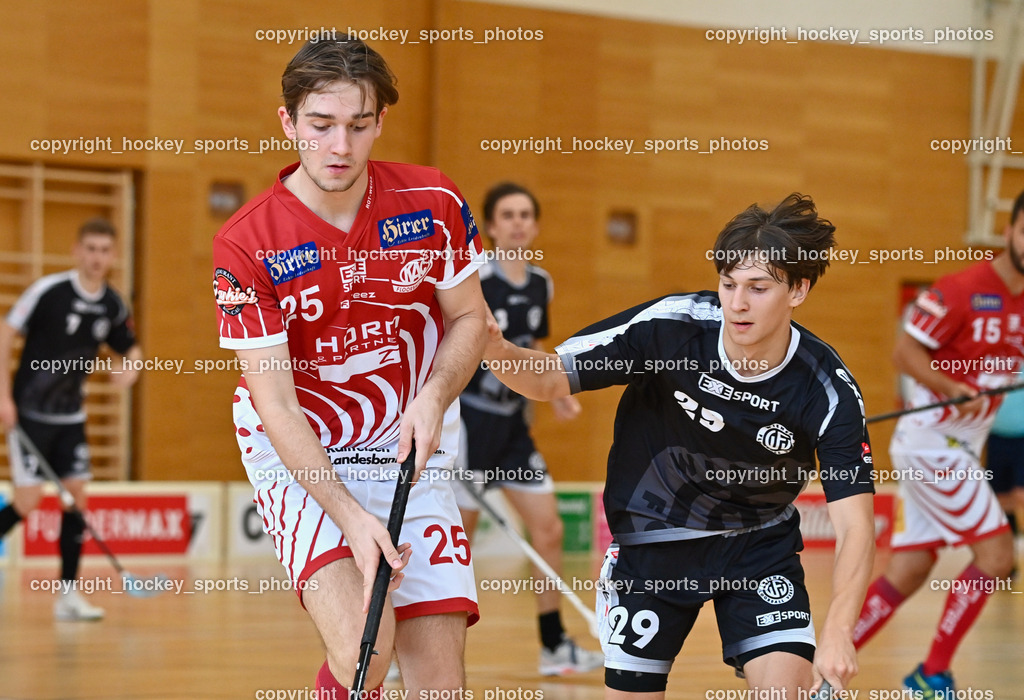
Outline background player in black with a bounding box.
[0,218,141,621]
[452,183,601,675]
[483,194,875,698]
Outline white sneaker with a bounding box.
[54,589,104,621]
[538,637,603,676]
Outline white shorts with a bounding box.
[247,464,479,624]
[890,423,1008,550]
[233,389,479,624]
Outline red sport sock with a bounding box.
[315,661,383,700]
[922,564,996,676]
[852,576,907,648]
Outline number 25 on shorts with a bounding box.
[425,524,472,565]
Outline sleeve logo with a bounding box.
[378,209,434,249]
[264,242,322,285]
[915,289,948,319]
[461,201,479,244]
[213,267,259,316]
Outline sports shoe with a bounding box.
[538,637,603,676]
[903,663,955,699]
[54,589,104,621]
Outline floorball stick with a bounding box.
[14,425,170,598]
[464,483,600,639]
[865,382,1024,424]
[352,446,417,696]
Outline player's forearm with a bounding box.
[822,511,875,640]
[485,338,570,401]
[418,309,487,409]
[893,333,964,398]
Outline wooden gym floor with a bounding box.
[0,547,1021,699]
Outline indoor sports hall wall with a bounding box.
[0,1,1021,482]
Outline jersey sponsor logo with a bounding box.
[756,610,811,627]
[393,255,432,293]
[756,423,795,454]
[915,289,947,319]
[71,299,105,315]
[263,241,321,285]
[970,293,1003,311]
[756,575,795,605]
[213,268,259,316]
[339,261,367,292]
[462,201,479,244]
[378,209,434,248]
[861,442,873,464]
[698,374,781,411]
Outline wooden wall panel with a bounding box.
[432,2,1021,480]
[0,1,1020,483]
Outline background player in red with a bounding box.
[851,191,1024,696]
[0,218,141,621]
[450,182,601,675]
[212,38,488,697]
[480,194,875,698]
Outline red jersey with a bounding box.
[213,161,485,470]
[902,260,1024,427]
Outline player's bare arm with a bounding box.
[530,339,581,419]
[892,331,984,416]
[397,273,489,473]
[235,341,410,611]
[0,321,17,429]
[814,492,875,692]
[483,315,570,401]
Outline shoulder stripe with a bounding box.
[6,271,74,332]
[557,295,720,358]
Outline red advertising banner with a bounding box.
[23,495,192,556]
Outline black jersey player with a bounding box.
[0,218,141,621]
[483,194,875,698]
[451,183,601,675]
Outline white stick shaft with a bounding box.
[467,486,600,637]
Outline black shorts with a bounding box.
[597,515,815,675]
[457,405,550,492]
[987,434,1024,493]
[6,417,90,486]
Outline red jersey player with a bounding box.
[212,38,488,697]
[852,193,1024,696]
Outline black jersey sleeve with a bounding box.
[555,295,690,394]
[815,366,875,501]
[105,293,136,355]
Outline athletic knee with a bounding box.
[13,489,42,514]
[973,540,1016,579]
[886,554,935,594]
[528,512,563,551]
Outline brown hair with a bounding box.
[712,193,836,289]
[281,37,399,121]
[482,182,540,224]
[78,217,116,240]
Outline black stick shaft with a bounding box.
[14,426,127,575]
[352,447,416,695]
[865,382,1024,424]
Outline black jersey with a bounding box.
[463,261,552,415]
[556,291,874,544]
[7,270,135,422]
